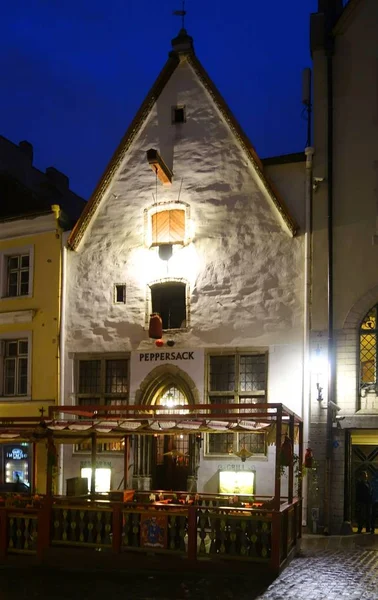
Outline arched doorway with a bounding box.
[153,385,190,490]
[133,366,200,492]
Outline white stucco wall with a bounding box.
[61,56,305,494]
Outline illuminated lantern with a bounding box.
[155,339,164,347]
[280,435,293,467]
[304,447,314,469]
[149,313,162,339]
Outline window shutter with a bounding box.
[152,210,185,244]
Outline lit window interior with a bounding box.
[81,468,111,492]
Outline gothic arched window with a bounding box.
[360,306,377,392]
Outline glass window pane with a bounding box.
[239,433,266,455]
[209,395,233,415]
[361,308,377,331]
[208,433,235,455]
[79,360,101,394]
[240,355,266,391]
[18,358,28,395]
[239,397,262,414]
[4,359,16,395]
[18,341,28,355]
[6,342,18,357]
[209,356,235,391]
[21,255,30,268]
[8,256,19,270]
[360,333,376,384]
[105,359,128,394]
[20,270,29,284]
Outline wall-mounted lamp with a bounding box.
[312,345,328,402]
[158,244,173,261]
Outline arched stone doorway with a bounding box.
[132,366,200,492]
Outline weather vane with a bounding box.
[173,0,186,29]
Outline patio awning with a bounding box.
[0,402,301,444]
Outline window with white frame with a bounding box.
[7,254,30,297]
[0,246,33,299]
[205,352,267,456]
[3,339,29,396]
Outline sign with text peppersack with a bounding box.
[130,349,205,401]
[138,351,195,362]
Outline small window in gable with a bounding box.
[114,284,126,304]
[150,281,187,330]
[172,106,186,124]
[151,209,185,246]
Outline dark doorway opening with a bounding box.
[153,434,189,491]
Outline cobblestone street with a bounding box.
[257,549,378,600]
[1,548,378,600]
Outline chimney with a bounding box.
[170,28,194,56]
[19,141,33,164]
[46,166,69,190]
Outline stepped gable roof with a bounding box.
[0,135,86,226]
[68,29,298,250]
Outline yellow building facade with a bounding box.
[0,210,63,492]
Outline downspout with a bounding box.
[52,204,64,495]
[58,231,69,495]
[303,145,314,527]
[324,8,335,536]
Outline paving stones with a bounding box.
[1,549,378,599]
[257,549,378,600]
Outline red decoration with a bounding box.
[304,447,314,469]
[280,435,293,467]
[149,313,162,339]
[155,339,164,347]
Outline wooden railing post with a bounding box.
[112,503,122,554]
[0,508,7,560]
[37,497,53,562]
[187,505,197,561]
[271,510,281,572]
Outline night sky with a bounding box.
[1,0,318,200]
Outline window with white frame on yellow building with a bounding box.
[205,352,267,456]
[3,339,28,396]
[7,254,30,297]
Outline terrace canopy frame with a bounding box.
[0,403,303,506]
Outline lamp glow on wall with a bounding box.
[312,345,328,402]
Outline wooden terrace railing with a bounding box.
[0,494,301,572]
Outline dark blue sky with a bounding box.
[1,0,318,199]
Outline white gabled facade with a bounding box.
[61,31,306,499]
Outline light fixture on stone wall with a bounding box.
[312,345,327,402]
[158,244,173,261]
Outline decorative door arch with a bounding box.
[132,366,200,491]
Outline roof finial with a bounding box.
[173,0,186,29]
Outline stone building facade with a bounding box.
[59,30,306,498]
[310,0,378,532]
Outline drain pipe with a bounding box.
[324,7,335,536]
[303,145,314,528]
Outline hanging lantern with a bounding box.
[149,313,162,339]
[280,435,293,467]
[304,447,314,469]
